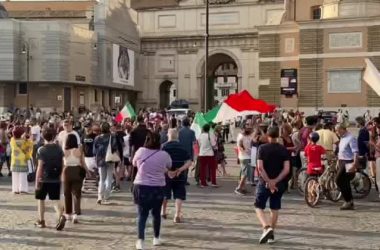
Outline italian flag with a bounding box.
[115,102,136,123]
[364,58,380,96]
[190,112,209,139]
[204,90,276,123]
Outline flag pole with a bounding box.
[204,0,209,112]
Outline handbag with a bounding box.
[105,135,121,163]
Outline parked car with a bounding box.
[319,111,338,125]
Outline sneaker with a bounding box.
[56,215,66,231]
[267,233,275,244]
[234,188,245,196]
[211,184,219,188]
[111,187,121,193]
[102,200,111,205]
[72,214,79,224]
[135,239,144,250]
[340,201,354,210]
[259,227,273,244]
[34,220,46,228]
[153,237,162,246]
[96,200,102,205]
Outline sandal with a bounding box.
[35,220,46,228]
[56,215,66,231]
[173,216,182,223]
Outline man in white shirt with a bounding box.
[57,120,81,150]
[235,124,253,195]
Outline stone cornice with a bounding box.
[135,0,284,12]
[141,34,258,52]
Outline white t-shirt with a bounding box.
[123,133,130,158]
[198,133,216,157]
[57,130,81,150]
[237,133,252,160]
[31,125,41,145]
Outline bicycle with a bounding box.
[304,163,341,208]
[298,157,337,196]
[350,168,372,199]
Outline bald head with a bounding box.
[168,128,178,141]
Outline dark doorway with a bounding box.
[203,53,238,111]
[64,87,71,112]
[159,81,173,109]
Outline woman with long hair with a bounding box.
[132,131,176,250]
[63,134,87,224]
[10,126,33,194]
[94,122,118,205]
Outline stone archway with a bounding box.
[198,52,240,110]
[159,80,174,109]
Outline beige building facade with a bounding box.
[258,0,380,117]
[0,0,140,113]
[136,0,286,111]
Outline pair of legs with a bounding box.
[254,181,285,231]
[63,181,83,217]
[198,156,217,186]
[256,209,279,230]
[336,160,354,204]
[35,182,64,225]
[134,185,164,241]
[98,163,114,202]
[12,172,28,193]
[161,199,183,219]
[375,159,380,194]
[162,181,186,220]
[237,159,252,191]
[113,162,125,189]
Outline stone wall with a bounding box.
[259,61,281,105]
[298,58,323,107]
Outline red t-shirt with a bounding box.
[305,144,326,175]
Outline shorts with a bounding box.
[35,182,61,201]
[84,157,97,172]
[124,157,131,166]
[240,159,252,178]
[164,180,186,201]
[254,181,286,210]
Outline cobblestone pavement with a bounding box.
[0,144,379,250]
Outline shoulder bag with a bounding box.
[105,135,121,163]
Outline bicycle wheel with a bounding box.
[304,177,321,208]
[297,168,307,195]
[351,171,371,199]
[326,172,341,202]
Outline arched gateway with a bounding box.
[198,51,241,111]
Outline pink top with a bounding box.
[132,147,172,187]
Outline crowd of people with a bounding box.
[0,107,379,248]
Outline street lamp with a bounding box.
[21,41,31,118]
[204,0,209,112]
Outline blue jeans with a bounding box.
[98,163,114,201]
[133,185,164,240]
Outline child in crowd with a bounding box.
[304,132,326,176]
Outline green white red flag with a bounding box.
[204,90,276,123]
[115,102,136,123]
